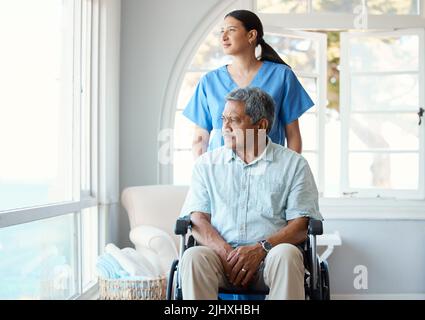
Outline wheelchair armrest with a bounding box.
[308,219,323,236]
[174,215,192,235]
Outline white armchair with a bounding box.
[121,185,189,276]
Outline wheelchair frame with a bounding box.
[167,216,330,300]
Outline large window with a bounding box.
[341,29,424,198]
[0,214,77,299]
[0,0,102,299]
[170,0,425,201]
[0,0,75,211]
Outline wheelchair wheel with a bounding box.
[320,260,330,300]
[167,259,181,300]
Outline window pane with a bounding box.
[0,0,74,211]
[299,113,317,151]
[367,0,419,15]
[177,72,204,111]
[189,26,232,70]
[0,213,77,299]
[348,153,418,190]
[174,111,195,150]
[349,113,419,151]
[257,0,308,13]
[351,74,419,111]
[349,35,419,72]
[264,33,316,72]
[313,0,361,13]
[82,207,98,290]
[324,111,341,197]
[173,151,194,186]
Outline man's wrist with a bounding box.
[258,239,273,254]
[255,243,267,258]
[217,244,232,261]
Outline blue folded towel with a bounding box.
[96,253,129,279]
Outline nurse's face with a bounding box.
[220,16,256,56]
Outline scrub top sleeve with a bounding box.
[280,69,315,126]
[182,76,213,133]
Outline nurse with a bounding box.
[183,9,314,157]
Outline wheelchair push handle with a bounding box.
[308,219,323,236]
[174,216,192,235]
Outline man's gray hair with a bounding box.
[225,87,275,133]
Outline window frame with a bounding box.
[0,2,97,225]
[340,28,425,199]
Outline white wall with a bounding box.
[324,220,425,297]
[119,0,425,297]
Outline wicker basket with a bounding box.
[98,276,167,300]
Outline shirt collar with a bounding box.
[224,137,274,164]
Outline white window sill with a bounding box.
[319,198,425,220]
[75,282,99,300]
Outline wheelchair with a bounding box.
[167,216,330,300]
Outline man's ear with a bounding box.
[257,118,268,131]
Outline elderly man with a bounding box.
[179,87,323,300]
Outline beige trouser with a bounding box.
[180,243,305,300]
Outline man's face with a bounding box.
[222,100,264,151]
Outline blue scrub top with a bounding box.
[183,60,314,151]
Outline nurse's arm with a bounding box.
[192,125,210,159]
[285,119,302,154]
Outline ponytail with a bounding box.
[258,38,290,68]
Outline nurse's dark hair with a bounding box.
[225,9,290,67]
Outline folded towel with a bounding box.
[121,247,162,277]
[96,253,129,279]
[129,226,178,276]
[130,247,164,276]
[105,243,156,278]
